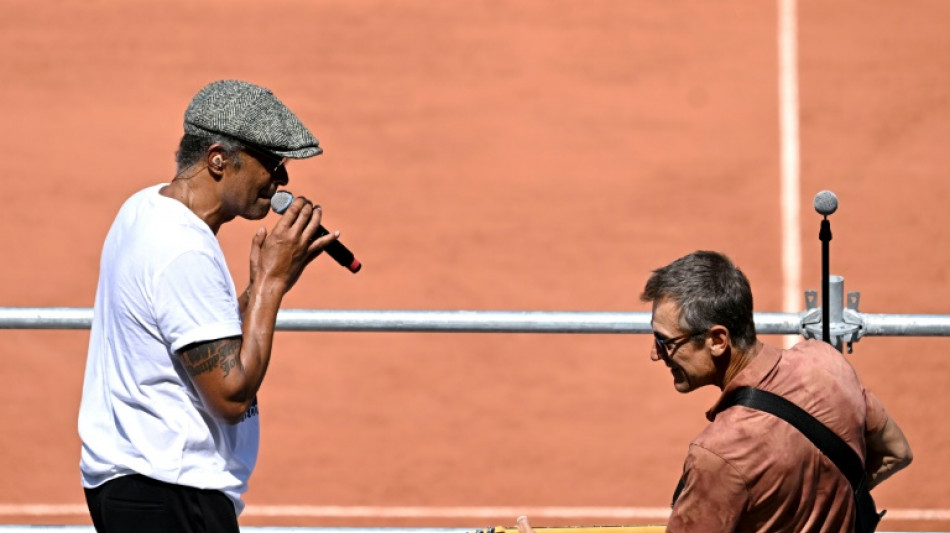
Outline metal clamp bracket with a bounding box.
[801,276,864,353]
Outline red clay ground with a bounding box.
[2,1,950,531]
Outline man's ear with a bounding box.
[207,144,228,178]
[708,325,731,357]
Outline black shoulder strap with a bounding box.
[719,386,866,491]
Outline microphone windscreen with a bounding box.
[271,190,294,214]
[813,190,838,216]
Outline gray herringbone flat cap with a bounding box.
[184,80,322,158]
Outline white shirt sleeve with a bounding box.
[153,249,243,353]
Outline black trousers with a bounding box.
[84,474,240,533]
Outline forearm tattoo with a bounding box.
[180,337,241,378]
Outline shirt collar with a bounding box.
[705,342,782,421]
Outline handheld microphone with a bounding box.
[270,190,361,273]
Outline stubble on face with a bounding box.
[234,161,282,221]
[651,298,710,394]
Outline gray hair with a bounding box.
[174,133,247,174]
[640,251,757,351]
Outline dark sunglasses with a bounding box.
[653,330,705,360]
[243,144,288,173]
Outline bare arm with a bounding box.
[238,286,251,315]
[181,274,285,423]
[865,416,913,489]
[181,197,338,424]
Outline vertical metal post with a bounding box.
[828,275,845,352]
[819,218,832,344]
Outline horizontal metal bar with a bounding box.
[750,312,804,335]
[2,307,950,336]
[0,307,93,330]
[0,308,655,333]
[0,307,819,335]
[862,314,950,336]
[276,309,648,333]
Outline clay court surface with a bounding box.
[2,1,950,530]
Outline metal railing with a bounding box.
[0,307,804,334]
[4,272,950,352]
[3,297,950,358]
[3,307,950,337]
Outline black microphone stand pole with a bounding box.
[819,217,832,345]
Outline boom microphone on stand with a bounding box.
[814,190,838,345]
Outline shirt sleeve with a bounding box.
[153,249,243,353]
[667,444,747,532]
[864,388,889,436]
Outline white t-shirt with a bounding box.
[78,184,259,514]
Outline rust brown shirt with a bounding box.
[667,340,889,532]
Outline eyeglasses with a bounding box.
[653,331,704,360]
[243,145,288,173]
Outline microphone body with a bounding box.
[813,190,838,216]
[270,191,361,273]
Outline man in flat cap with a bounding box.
[78,80,336,532]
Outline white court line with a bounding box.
[778,0,802,349]
[1,504,950,522]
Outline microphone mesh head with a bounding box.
[813,190,838,216]
[271,190,294,214]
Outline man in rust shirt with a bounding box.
[641,251,912,531]
[515,250,911,532]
